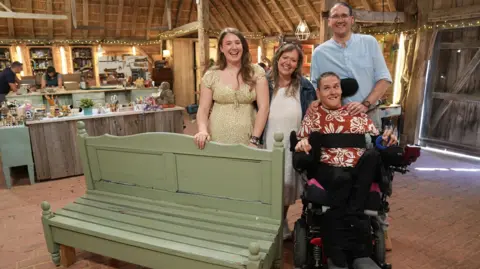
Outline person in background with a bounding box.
[309,2,392,130]
[194,28,269,149]
[263,42,316,240]
[0,61,23,103]
[41,66,63,88]
[258,62,268,72]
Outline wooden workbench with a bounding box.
[26,107,184,181]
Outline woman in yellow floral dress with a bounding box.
[194,28,269,149]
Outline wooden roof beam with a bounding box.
[209,10,222,29]
[162,0,172,30]
[211,0,239,29]
[3,0,14,38]
[301,0,321,28]
[428,4,480,22]
[243,0,271,35]
[284,0,303,24]
[188,0,195,22]
[352,10,404,23]
[0,11,68,20]
[270,0,295,32]
[360,0,373,11]
[115,0,124,37]
[64,0,70,38]
[100,0,105,37]
[218,0,250,32]
[387,0,396,11]
[236,0,260,32]
[209,3,228,28]
[146,0,155,40]
[174,0,184,28]
[82,0,88,39]
[48,0,54,39]
[254,0,283,34]
[158,21,199,39]
[131,0,139,36]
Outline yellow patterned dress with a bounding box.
[201,64,265,145]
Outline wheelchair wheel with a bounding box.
[373,228,386,265]
[293,218,309,269]
[372,219,392,269]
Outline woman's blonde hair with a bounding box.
[212,28,256,90]
[271,43,304,97]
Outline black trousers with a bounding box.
[307,149,381,267]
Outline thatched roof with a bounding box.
[0,0,407,41]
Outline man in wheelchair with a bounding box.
[290,72,418,269]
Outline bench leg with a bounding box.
[3,166,11,189]
[51,243,61,266]
[27,164,35,185]
[60,245,76,267]
[271,233,283,269]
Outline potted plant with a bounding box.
[79,98,95,116]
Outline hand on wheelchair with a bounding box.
[295,137,312,153]
[377,127,398,148]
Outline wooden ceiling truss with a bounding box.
[0,0,407,42]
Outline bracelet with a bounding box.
[249,136,260,145]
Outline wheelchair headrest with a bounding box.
[341,78,359,98]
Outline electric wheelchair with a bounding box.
[289,131,421,269]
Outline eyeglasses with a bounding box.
[329,14,351,20]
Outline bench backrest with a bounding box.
[76,121,285,220]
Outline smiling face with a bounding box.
[317,75,342,109]
[277,49,299,77]
[219,33,243,65]
[328,4,354,37]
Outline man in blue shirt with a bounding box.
[0,61,23,103]
[310,2,392,128]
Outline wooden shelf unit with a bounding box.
[29,47,54,75]
[71,47,94,73]
[0,47,12,72]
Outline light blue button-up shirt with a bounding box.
[310,33,392,105]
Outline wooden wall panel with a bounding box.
[173,39,195,107]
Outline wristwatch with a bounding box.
[249,135,260,145]
[362,100,375,111]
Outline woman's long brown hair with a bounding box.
[213,28,256,91]
[271,43,304,97]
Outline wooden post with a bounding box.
[198,0,210,75]
[319,0,335,43]
[402,0,432,144]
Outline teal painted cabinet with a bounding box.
[0,126,35,188]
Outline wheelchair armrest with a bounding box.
[289,131,299,152]
[290,131,323,173]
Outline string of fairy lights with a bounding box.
[1,18,479,46]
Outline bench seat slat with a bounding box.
[49,216,250,269]
[57,204,274,252]
[55,208,257,257]
[69,199,276,242]
[78,194,279,233]
[87,190,279,225]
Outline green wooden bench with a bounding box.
[41,121,285,269]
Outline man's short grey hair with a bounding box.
[329,2,354,17]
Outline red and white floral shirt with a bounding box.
[297,105,379,167]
